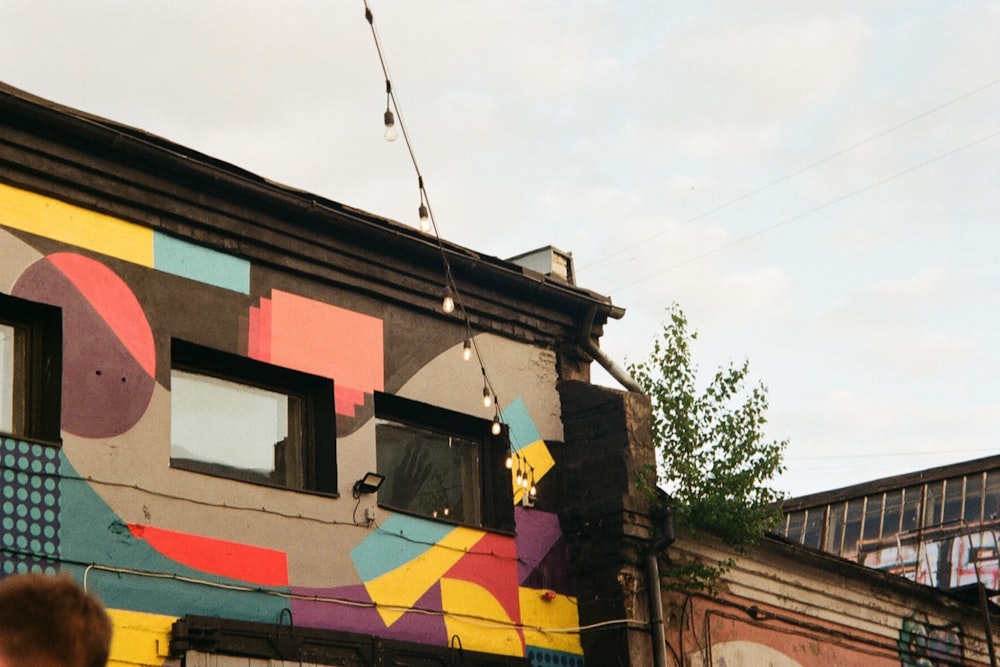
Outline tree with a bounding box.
[629,304,787,588]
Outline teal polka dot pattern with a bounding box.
[0,437,60,575]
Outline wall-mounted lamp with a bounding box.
[353,472,385,497]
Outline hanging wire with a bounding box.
[362,0,509,443]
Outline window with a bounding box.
[169,339,336,493]
[374,392,514,533]
[0,294,61,442]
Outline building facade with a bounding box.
[662,532,997,666]
[779,455,1000,597]
[0,82,652,667]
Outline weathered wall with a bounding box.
[0,182,585,667]
[558,381,657,667]
[664,533,995,666]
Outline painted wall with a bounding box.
[0,183,583,667]
[664,535,993,667]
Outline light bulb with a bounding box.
[529,483,537,497]
[516,470,523,486]
[383,110,397,142]
[442,286,455,313]
[504,454,513,469]
[419,204,431,233]
[492,417,502,436]
[443,506,450,516]
[521,476,530,489]
[482,387,492,408]
[462,337,472,361]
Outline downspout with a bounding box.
[647,506,675,667]
[578,305,643,393]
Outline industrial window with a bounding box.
[0,294,61,443]
[374,392,514,533]
[169,339,336,494]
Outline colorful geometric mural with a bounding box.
[1,182,585,665]
[503,398,556,504]
[0,437,60,576]
[13,252,156,438]
[248,289,384,417]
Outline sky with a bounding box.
[2,1,997,498]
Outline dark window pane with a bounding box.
[785,511,805,543]
[923,481,943,528]
[863,494,884,543]
[377,418,482,525]
[803,509,825,549]
[842,499,864,559]
[826,502,846,554]
[965,473,984,525]
[942,477,964,526]
[984,472,1000,522]
[901,485,923,534]
[883,490,903,538]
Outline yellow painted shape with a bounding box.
[512,439,556,504]
[0,182,154,266]
[518,588,584,655]
[106,608,176,666]
[441,577,524,657]
[365,525,486,628]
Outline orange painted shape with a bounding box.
[127,524,288,587]
[48,252,155,377]
[266,290,383,416]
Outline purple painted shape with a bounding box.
[14,259,155,438]
[515,507,563,583]
[522,539,576,596]
[291,583,447,645]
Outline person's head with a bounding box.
[0,572,112,667]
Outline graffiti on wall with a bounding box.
[0,185,583,666]
[898,616,964,667]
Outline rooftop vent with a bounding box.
[507,246,575,285]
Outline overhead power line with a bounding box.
[581,76,1000,272]
[607,128,1000,294]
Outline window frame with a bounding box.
[374,391,514,534]
[0,293,62,444]
[169,338,337,495]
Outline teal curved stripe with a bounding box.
[57,454,288,622]
[351,513,454,582]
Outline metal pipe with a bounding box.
[578,305,643,393]
[646,554,669,667]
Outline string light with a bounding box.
[383,80,397,142]
[363,1,526,495]
[418,203,430,232]
[504,453,513,469]
[442,285,455,314]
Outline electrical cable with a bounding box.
[607,128,1000,294]
[581,76,1000,272]
[362,0,507,430]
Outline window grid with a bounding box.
[783,469,1000,567]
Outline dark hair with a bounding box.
[0,572,112,667]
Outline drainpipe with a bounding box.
[578,305,643,393]
[647,506,675,667]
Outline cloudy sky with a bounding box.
[3,1,998,497]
